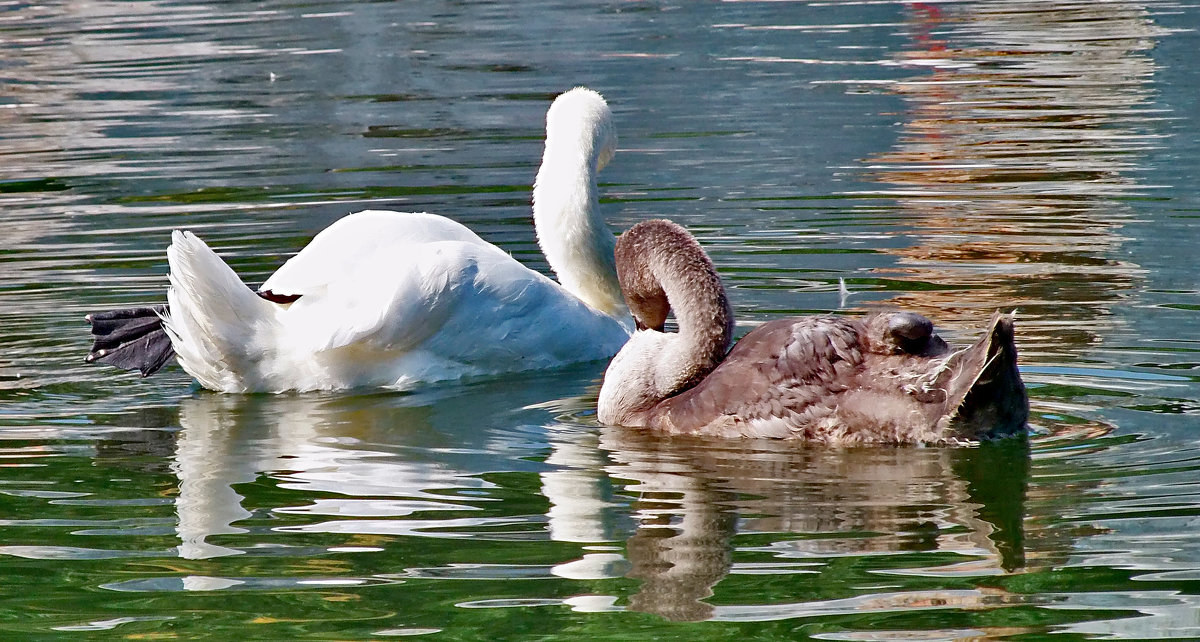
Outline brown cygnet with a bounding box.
[598,219,1028,445]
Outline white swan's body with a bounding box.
[156,88,632,392]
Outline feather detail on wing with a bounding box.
[260,210,486,300]
[648,317,868,438]
[642,313,1026,444]
[280,241,478,354]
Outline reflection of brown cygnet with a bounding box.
[601,427,1041,625]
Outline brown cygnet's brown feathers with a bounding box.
[600,219,1028,444]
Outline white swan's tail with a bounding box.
[162,231,279,392]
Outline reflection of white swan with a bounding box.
[171,393,488,561]
[170,370,615,566]
[539,424,632,581]
[87,88,632,392]
[172,405,253,560]
[172,394,385,559]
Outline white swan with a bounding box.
[86,87,633,392]
[598,219,1028,445]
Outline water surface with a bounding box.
[3,0,1200,638]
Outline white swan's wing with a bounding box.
[280,232,627,366]
[416,248,630,367]
[260,210,486,298]
[277,238,491,355]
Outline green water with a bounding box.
[3,0,1200,638]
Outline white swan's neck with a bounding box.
[533,88,627,319]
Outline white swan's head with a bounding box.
[545,87,617,171]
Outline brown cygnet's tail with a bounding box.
[940,311,1029,439]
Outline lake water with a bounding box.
[3,0,1200,638]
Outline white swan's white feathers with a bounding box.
[155,87,632,393]
[162,211,630,392]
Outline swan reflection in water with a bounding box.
[169,367,624,563]
[173,391,488,560]
[596,427,1036,623]
[168,385,1056,628]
